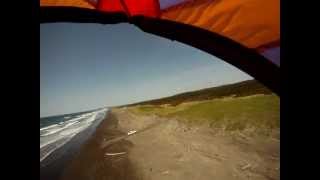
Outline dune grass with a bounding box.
[128,94,279,131]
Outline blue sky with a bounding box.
[40,23,252,117]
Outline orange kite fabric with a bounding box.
[40,0,95,9]
[40,0,279,50]
[161,0,280,49]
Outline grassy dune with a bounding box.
[128,94,279,131]
[122,80,273,107]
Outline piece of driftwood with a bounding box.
[241,163,251,170]
[105,152,127,156]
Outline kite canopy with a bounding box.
[40,0,280,95]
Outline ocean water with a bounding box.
[40,108,108,162]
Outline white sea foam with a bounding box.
[40,124,59,131]
[40,128,62,137]
[40,121,80,137]
[40,134,64,148]
[40,108,108,162]
[40,113,94,136]
[40,135,75,162]
[59,125,88,136]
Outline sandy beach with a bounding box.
[59,107,279,180]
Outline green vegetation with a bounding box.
[129,94,279,131]
[121,80,273,107]
[122,80,279,132]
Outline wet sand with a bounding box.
[60,112,141,180]
[40,112,107,180]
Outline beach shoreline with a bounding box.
[58,107,279,180]
[60,110,141,180]
[40,111,107,180]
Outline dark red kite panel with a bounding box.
[98,0,160,17]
